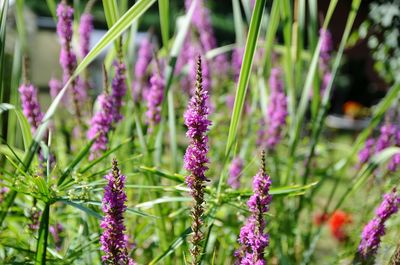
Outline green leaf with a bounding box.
[158,0,170,48]
[60,199,102,220]
[0,103,32,151]
[224,0,266,157]
[135,196,192,209]
[35,204,50,265]
[57,138,95,187]
[138,166,185,183]
[148,227,192,265]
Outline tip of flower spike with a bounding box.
[195,55,203,94]
[261,150,266,174]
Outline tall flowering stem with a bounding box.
[87,68,114,160]
[235,151,272,265]
[319,29,333,94]
[19,83,44,134]
[257,68,287,150]
[228,157,244,189]
[111,58,127,124]
[357,188,400,263]
[100,159,135,265]
[132,37,153,101]
[145,71,164,132]
[56,1,85,124]
[183,56,211,264]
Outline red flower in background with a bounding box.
[328,210,352,242]
[313,212,329,226]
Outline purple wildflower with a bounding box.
[358,138,375,164]
[56,2,85,119]
[49,78,62,100]
[0,186,9,204]
[358,188,400,260]
[388,130,400,171]
[145,72,164,132]
[235,151,272,264]
[19,83,44,133]
[132,38,153,101]
[257,68,288,150]
[228,157,244,189]
[111,60,127,123]
[50,223,64,251]
[78,13,93,58]
[100,159,135,265]
[320,29,333,72]
[185,0,216,51]
[87,93,114,160]
[28,208,41,231]
[232,47,244,82]
[183,56,211,264]
[376,124,396,152]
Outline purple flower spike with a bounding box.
[185,0,216,51]
[184,56,211,264]
[49,78,62,100]
[235,151,271,264]
[56,2,86,119]
[358,138,375,164]
[376,124,396,152]
[257,68,287,150]
[100,159,135,265]
[232,47,244,82]
[50,223,64,251]
[111,61,127,123]
[19,83,44,133]
[145,72,164,132]
[87,93,114,160]
[132,38,153,101]
[228,157,244,189]
[78,13,93,58]
[358,188,400,260]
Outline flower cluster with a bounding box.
[78,13,93,58]
[235,152,272,265]
[358,188,400,259]
[358,121,400,171]
[50,223,64,251]
[232,47,244,82]
[257,68,288,150]
[111,60,127,123]
[183,56,211,264]
[56,2,86,118]
[100,159,135,265]
[228,157,244,189]
[87,93,114,160]
[48,78,62,100]
[185,0,216,52]
[132,38,153,100]
[19,83,44,133]
[145,72,164,132]
[319,29,333,94]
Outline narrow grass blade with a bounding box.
[261,0,280,75]
[0,103,33,150]
[139,166,185,183]
[60,199,102,220]
[35,204,50,265]
[148,227,192,265]
[159,0,169,47]
[232,0,245,46]
[225,0,266,157]
[0,0,8,107]
[57,138,95,186]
